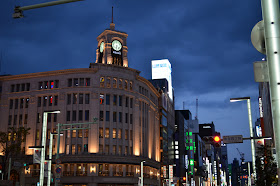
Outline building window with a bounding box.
[105,145,109,154]
[118,146,122,155]
[72,144,76,155]
[79,78,84,86]
[99,128,103,138]
[85,94,90,104]
[99,145,103,154]
[68,79,72,87]
[9,100,13,109]
[113,145,116,155]
[125,113,128,123]
[11,85,15,92]
[118,96,122,107]
[106,111,110,121]
[130,114,133,124]
[86,78,90,86]
[130,81,133,91]
[125,130,128,140]
[78,129,82,138]
[125,97,129,107]
[113,112,117,122]
[100,94,104,104]
[8,115,12,125]
[74,78,78,86]
[36,130,40,140]
[125,146,128,155]
[105,128,109,138]
[100,111,104,121]
[67,111,70,121]
[26,98,29,108]
[47,113,51,123]
[79,93,83,104]
[118,129,122,139]
[20,98,24,108]
[50,81,54,89]
[55,80,59,88]
[85,129,88,138]
[106,94,110,105]
[130,130,133,140]
[130,98,133,108]
[113,78,117,88]
[66,145,69,154]
[13,115,17,125]
[16,84,20,92]
[100,77,104,87]
[79,110,83,121]
[38,82,43,90]
[119,79,123,89]
[72,130,76,138]
[72,111,76,121]
[113,95,117,105]
[21,84,25,91]
[113,128,117,139]
[54,96,58,106]
[43,96,47,107]
[85,110,89,121]
[73,93,77,104]
[124,80,128,90]
[49,96,53,106]
[15,99,18,109]
[53,113,57,122]
[106,77,111,88]
[67,94,71,105]
[37,113,41,123]
[24,114,28,124]
[119,112,122,123]
[44,81,48,89]
[84,144,88,152]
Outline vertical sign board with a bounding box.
[33,149,41,164]
[169,165,173,182]
[163,166,167,178]
[185,155,188,169]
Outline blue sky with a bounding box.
[0,0,265,163]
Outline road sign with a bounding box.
[56,167,62,174]
[223,135,243,144]
[55,177,61,183]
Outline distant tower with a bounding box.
[95,7,128,67]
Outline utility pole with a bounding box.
[13,0,84,18]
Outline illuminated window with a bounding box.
[130,81,133,91]
[105,128,109,138]
[49,96,53,106]
[72,129,76,138]
[36,129,40,140]
[50,81,54,89]
[119,79,122,89]
[125,130,128,140]
[99,128,103,138]
[78,128,82,138]
[113,128,116,139]
[118,129,122,139]
[72,144,76,155]
[113,78,117,88]
[36,113,41,123]
[66,145,69,154]
[124,80,128,90]
[85,78,90,86]
[8,132,11,141]
[78,145,82,153]
[100,77,104,87]
[100,94,104,104]
[85,129,88,138]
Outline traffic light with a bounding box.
[202,135,221,147]
[183,177,186,181]
[213,135,221,147]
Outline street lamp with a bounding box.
[40,110,60,186]
[230,97,256,180]
[141,161,145,186]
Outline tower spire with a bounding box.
[110,6,115,30]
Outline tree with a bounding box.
[0,127,30,180]
[255,144,278,186]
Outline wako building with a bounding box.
[0,21,161,186]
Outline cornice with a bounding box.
[137,76,161,98]
[0,68,98,81]
[97,29,128,40]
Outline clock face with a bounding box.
[100,42,104,53]
[112,40,122,51]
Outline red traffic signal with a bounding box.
[183,177,186,181]
[214,136,220,142]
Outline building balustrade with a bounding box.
[63,171,74,176]
[113,171,123,177]
[98,171,109,176]
[125,172,134,177]
[76,171,87,176]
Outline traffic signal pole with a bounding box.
[260,0,280,185]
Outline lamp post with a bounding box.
[230,97,256,180]
[141,161,145,186]
[40,110,60,186]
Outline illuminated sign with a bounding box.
[203,126,211,128]
[256,126,262,137]
[151,59,173,100]
[163,166,166,178]
[185,155,188,169]
[259,97,263,118]
[169,165,173,182]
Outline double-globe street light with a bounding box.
[230,97,256,181]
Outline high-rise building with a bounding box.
[0,20,161,186]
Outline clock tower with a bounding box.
[94,8,128,67]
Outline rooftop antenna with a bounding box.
[110,6,115,30]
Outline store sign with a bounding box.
[259,97,263,118]
[169,165,173,182]
[185,155,188,169]
[163,166,167,178]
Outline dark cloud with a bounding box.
[0,0,264,163]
